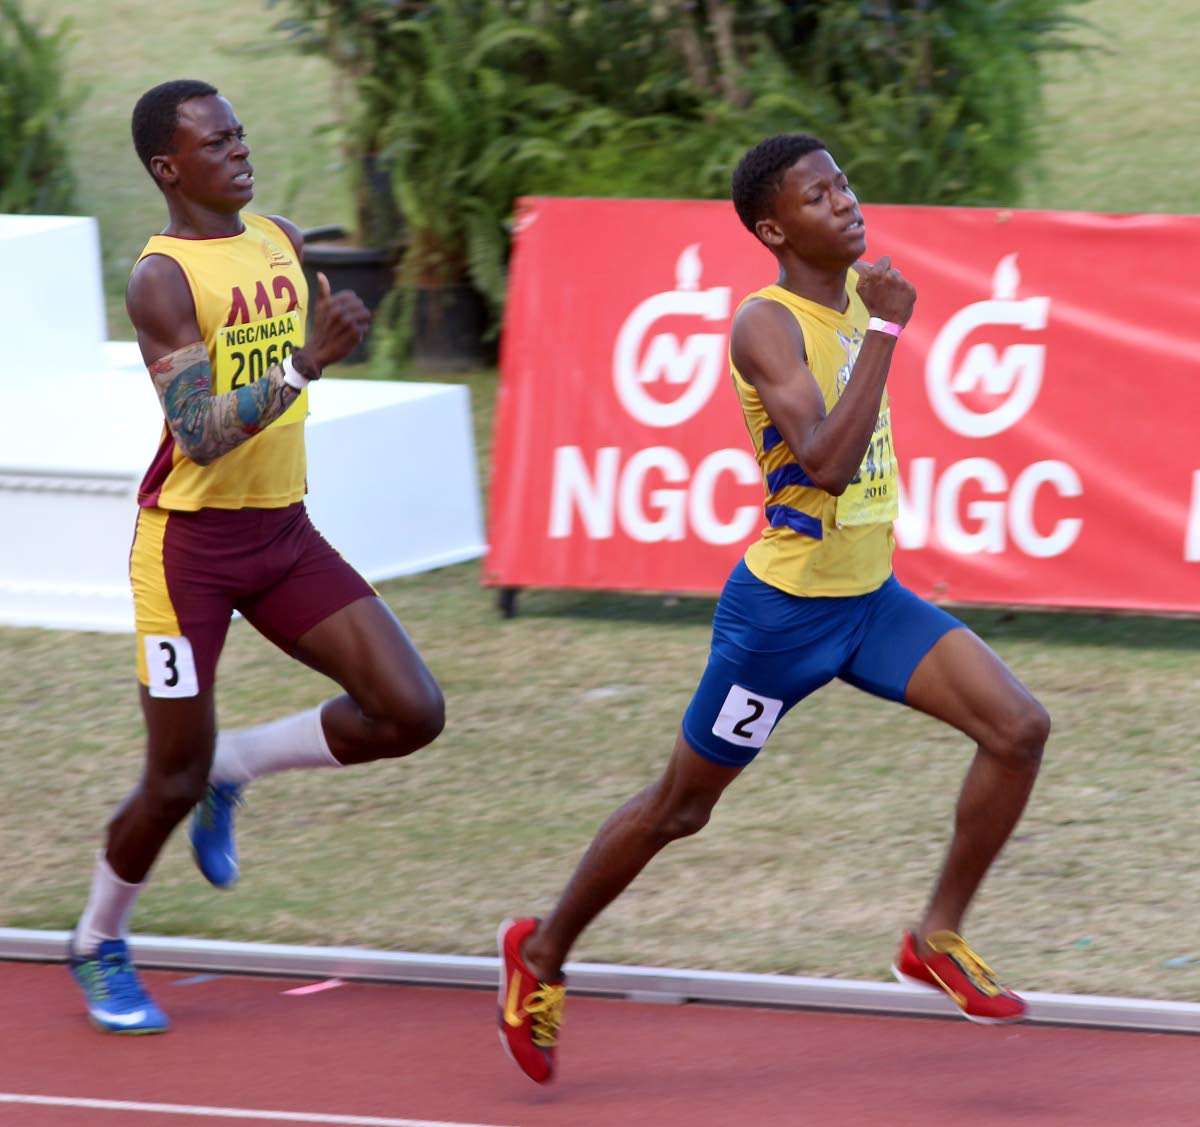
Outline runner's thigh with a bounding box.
[683,562,862,768]
[838,576,963,704]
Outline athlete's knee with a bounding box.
[1017,698,1051,765]
[660,804,712,840]
[986,694,1050,771]
[399,681,445,749]
[650,789,720,842]
[366,677,445,755]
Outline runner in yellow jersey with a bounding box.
[498,134,1050,1083]
[67,80,446,1034]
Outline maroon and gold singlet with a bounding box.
[129,215,373,695]
[134,212,309,510]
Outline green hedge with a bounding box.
[0,0,79,215]
[272,0,1088,351]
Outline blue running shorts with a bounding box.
[681,560,964,768]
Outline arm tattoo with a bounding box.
[147,342,301,466]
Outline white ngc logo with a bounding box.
[613,244,731,428]
[926,254,1050,438]
[550,244,757,546]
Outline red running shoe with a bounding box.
[892,929,1026,1024]
[497,918,565,1083]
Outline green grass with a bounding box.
[1024,0,1200,214]
[4,542,1200,1000]
[7,0,1200,1004]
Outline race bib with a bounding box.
[712,683,784,750]
[834,405,900,527]
[144,634,199,698]
[215,309,306,428]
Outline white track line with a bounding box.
[0,1094,513,1127]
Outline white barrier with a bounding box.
[0,215,485,632]
[0,215,106,382]
[7,927,1200,1035]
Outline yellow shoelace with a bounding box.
[927,931,1006,997]
[524,983,566,1048]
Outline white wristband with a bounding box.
[867,317,903,338]
[281,354,311,390]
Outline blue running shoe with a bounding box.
[190,782,243,889]
[68,938,169,1034]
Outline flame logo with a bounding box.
[612,246,732,428]
[925,255,1050,438]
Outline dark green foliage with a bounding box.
[781,0,1092,206]
[501,0,1090,207]
[271,0,1088,351]
[0,0,79,214]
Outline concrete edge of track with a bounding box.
[4,927,1198,1035]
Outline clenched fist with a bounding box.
[291,271,373,378]
[854,256,916,327]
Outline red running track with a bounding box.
[2,959,1198,1126]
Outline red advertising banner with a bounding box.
[486,197,1200,613]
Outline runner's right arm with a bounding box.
[731,258,914,495]
[141,339,301,466]
[126,253,368,466]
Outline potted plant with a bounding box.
[369,0,581,370]
[270,0,730,369]
[268,0,414,363]
[271,0,567,369]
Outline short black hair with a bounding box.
[731,134,828,236]
[131,79,219,179]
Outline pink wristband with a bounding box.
[867,317,903,338]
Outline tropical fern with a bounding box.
[272,0,1090,356]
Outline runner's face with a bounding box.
[163,95,254,209]
[765,150,865,268]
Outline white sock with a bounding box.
[209,705,340,787]
[75,852,143,956]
